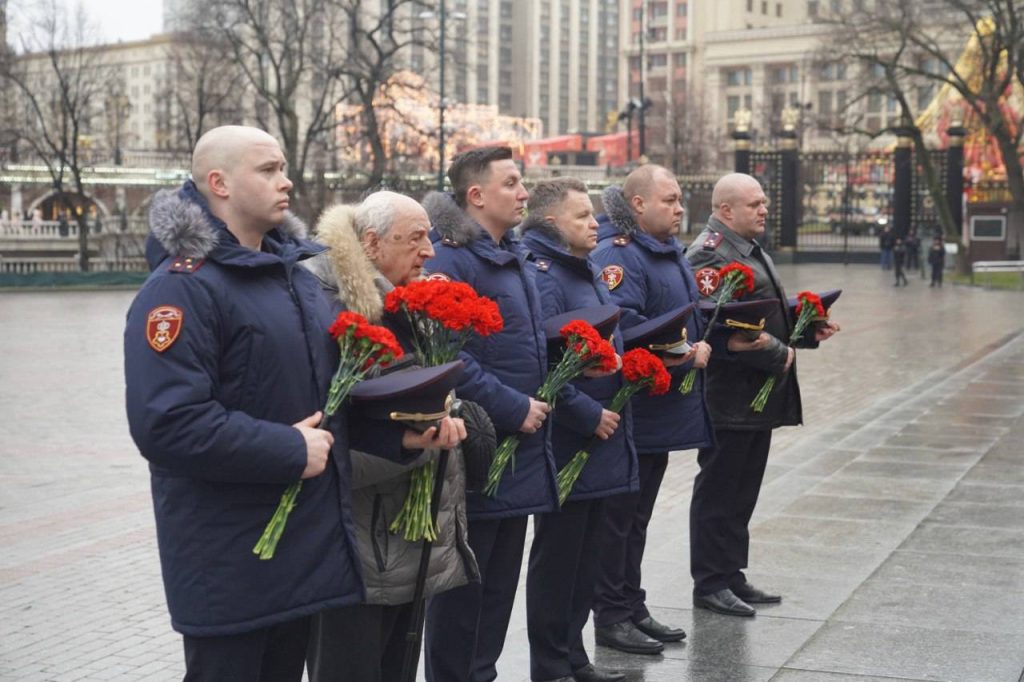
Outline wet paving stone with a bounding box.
[5,267,1024,681]
[899,522,1024,559]
[871,550,1024,592]
[786,621,1024,682]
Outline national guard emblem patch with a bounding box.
[426,272,452,282]
[601,265,625,290]
[147,306,183,353]
[695,267,721,296]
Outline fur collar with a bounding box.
[601,185,638,235]
[147,181,308,259]
[422,191,482,246]
[305,205,385,322]
[519,214,568,249]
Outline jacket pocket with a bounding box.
[370,494,389,573]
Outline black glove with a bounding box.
[455,399,496,492]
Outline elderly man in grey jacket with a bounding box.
[304,191,479,682]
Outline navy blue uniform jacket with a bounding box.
[520,222,639,501]
[422,192,558,519]
[590,186,714,454]
[124,182,406,636]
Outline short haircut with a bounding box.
[526,177,589,217]
[622,163,674,204]
[447,146,514,208]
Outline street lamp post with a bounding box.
[438,0,447,192]
[420,1,465,191]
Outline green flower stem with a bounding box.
[749,301,818,412]
[483,434,520,497]
[680,272,746,395]
[484,341,601,499]
[678,368,697,394]
[253,335,396,560]
[554,381,646,505]
[390,461,438,542]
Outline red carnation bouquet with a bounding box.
[556,348,670,504]
[384,280,503,365]
[679,261,756,394]
[253,311,403,559]
[749,290,823,413]
[384,280,503,540]
[484,320,618,497]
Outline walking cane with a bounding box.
[399,446,450,682]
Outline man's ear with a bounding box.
[206,170,229,199]
[629,194,645,216]
[467,185,485,209]
[362,230,381,261]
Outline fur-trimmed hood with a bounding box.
[518,214,568,249]
[146,181,310,265]
[422,191,483,246]
[600,185,638,236]
[304,205,387,322]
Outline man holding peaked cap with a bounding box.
[302,191,475,682]
[520,177,638,682]
[686,173,840,617]
[589,164,714,653]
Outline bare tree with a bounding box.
[1,0,113,271]
[823,0,1024,251]
[194,0,350,219]
[331,0,431,190]
[666,92,726,175]
[162,27,245,153]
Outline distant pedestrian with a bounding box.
[905,229,921,270]
[893,238,908,287]
[928,236,945,287]
[878,225,894,270]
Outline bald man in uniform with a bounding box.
[686,173,839,617]
[125,126,461,682]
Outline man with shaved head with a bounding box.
[685,173,839,618]
[588,164,714,654]
[124,126,458,682]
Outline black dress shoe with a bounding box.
[634,615,686,642]
[573,663,626,682]
[594,620,664,655]
[731,581,782,604]
[693,588,756,617]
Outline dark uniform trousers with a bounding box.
[306,602,415,682]
[690,429,773,595]
[592,452,668,627]
[424,515,529,682]
[183,616,309,682]
[526,498,606,682]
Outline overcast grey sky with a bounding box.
[79,0,163,41]
[10,0,164,44]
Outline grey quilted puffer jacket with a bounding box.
[304,204,479,604]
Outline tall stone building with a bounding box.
[407,0,621,137]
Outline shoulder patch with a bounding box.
[535,258,551,272]
[440,237,461,248]
[601,264,625,291]
[146,305,184,353]
[425,272,453,283]
[612,235,631,247]
[168,256,204,274]
[702,233,724,251]
[695,267,721,296]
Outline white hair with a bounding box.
[355,191,422,239]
